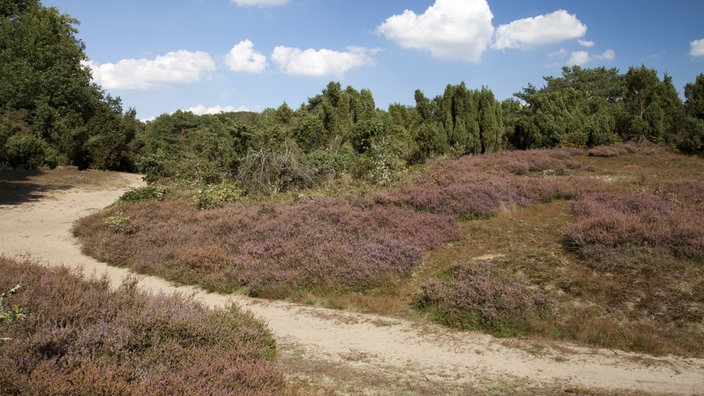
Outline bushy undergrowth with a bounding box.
[389,148,604,220]
[75,197,458,298]
[194,183,245,210]
[587,144,638,157]
[563,191,704,262]
[414,261,551,336]
[74,148,606,300]
[117,186,168,204]
[0,256,284,395]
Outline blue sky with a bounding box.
[43,0,704,120]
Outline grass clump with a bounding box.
[414,261,551,337]
[0,256,284,395]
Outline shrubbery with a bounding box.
[563,191,704,262]
[75,196,458,298]
[194,183,244,210]
[117,185,168,204]
[0,256,284,395]
[414,261,551,336]
[4,133,58,170]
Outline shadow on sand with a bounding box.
[0,170,72,206]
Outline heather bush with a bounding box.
[587,144,637,157]
[74,196,458,298]
[563,192,704,261]
[413,261,551,336]
[0,256,284,395]
[392,172,601,221]
[664,180,704,204]
[419,148,583,178]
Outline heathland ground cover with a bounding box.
[74,144,704,357]
[0,256,284,395]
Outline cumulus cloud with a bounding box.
[691,39,704,57]
[600,49,615,61]
[271,46,375,77]
[567,50,591,66]
[225,40,267,73]
[231,0,288,6]
[493,10,587,50]
[85,50,216,90]
[377,0,494,63]
[566,49,615,66]
[578,39,595,47]
[187,104,250,115]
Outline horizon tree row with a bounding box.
[2,0,703,184]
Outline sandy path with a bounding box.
[1,172,703,394]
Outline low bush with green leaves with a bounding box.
[194,183,245,210]
[117,185,168,204]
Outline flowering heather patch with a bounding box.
[0,256,284,395]
[563,192,704,262]
[413,261,551,336]
[417,148,583,181]
[587,144,637,157]
[390,148,604,220]
[664,180,704,205]
[75,196,458,297]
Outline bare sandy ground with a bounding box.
[1,171,703,395]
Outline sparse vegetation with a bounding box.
[0,256,285,395]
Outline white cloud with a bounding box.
[599,49,615,61]
[377,0,494,63]
[186,104,251,115]
[578,39,595,48]
[85,50,216,90]
[565,49,615,66]
[494,10,587,50]
[567,50,591,66]
[690,38,704,57]
[231,0,288,6]
[271,46,375,77]
[225,40,267,73]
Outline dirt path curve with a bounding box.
[1,172,703,394]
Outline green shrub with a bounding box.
[0,284,28,324]
[117,186,168,204]
[194,183,245,210]
[4,133,58,169]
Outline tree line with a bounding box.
[2,0,703,190]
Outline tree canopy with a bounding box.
[0,0,137,170]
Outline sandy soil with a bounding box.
[1,171,703,395]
